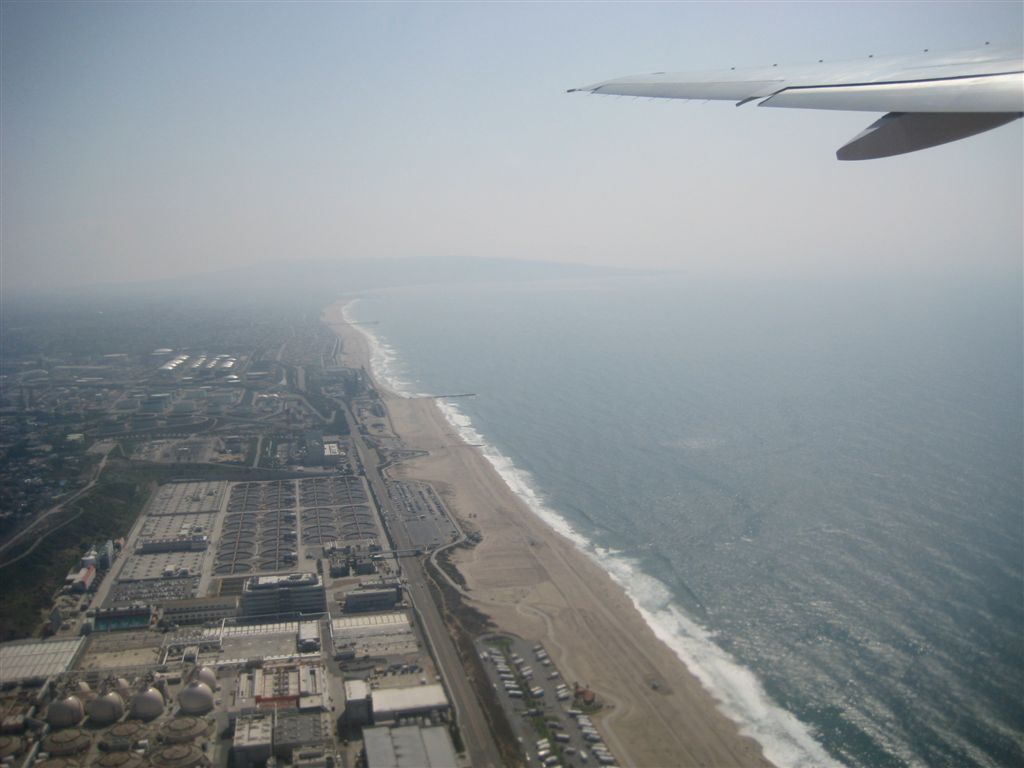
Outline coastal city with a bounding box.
[3,4,1020,767]
[0,302,613,768]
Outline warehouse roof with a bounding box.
[371,684,449,721]
[0,638,86,684]
[363,725,458,768]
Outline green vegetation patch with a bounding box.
[483,635,513,652]
[0,465,150,641]
[435,547,468,590]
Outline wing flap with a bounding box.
[836,112,1023,160]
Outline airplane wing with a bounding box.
[569,45,1024,159]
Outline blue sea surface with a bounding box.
[346,270,1023,768]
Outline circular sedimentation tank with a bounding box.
[0,735,24,758]
[46,695,85,728]
[99,720,147,752]
[43,727,91,755]
[35,760,75,768]
[177,682,214,715]
[159,715,209,744]
[150,744,209,768]
[130,687,165,721]
[87,691,126,725]
[95,752,147,768]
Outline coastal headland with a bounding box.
[325,301,772,768]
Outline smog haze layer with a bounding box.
[2,1,1021,298]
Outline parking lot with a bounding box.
[477,635,618,767]
[385,480,460,551]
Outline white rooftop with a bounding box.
[332,612,408,633]
[371,684,449,719]
[344,679,370,700]
[0,638,85,684]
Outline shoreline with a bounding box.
[324,299,773,768]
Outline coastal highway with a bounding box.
[345,405,503,768]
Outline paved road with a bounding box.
[347,405,502,768]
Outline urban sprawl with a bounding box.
[0,306,610,768]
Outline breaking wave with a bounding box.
[343,299,840,768]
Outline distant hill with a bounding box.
[8,256,656,311]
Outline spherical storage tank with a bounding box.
[115,677,133,699]
[177,682,214,715]
[86,691,125,724]
[195,666,217,690]
[130,687,165,721]
[46,695,84,728]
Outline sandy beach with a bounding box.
[325,301,772,768]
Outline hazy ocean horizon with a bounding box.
[344,269,1023,768]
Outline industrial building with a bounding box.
[343,585,402,614]
[326,678,450,729]
[330,613,417,659]
[343,680,371,726]
[363,724,459,768]
[298,622,321,652]
[232,709,335,768]
[273,709,332,759]
[328,551,350,577]
[67,564,96,593]
[240,572,327,618]
[233,713,274,768]
[161,595,239,626]
[369,684,450,725]
[323,442,343,465]
[93,604,153,632]
[233,660,330,712]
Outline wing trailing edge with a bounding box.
[571,46,1024,159]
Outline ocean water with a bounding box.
[344,270,1023,768]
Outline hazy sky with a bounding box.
[2,1,1021,293]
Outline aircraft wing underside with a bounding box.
[570,46,1024,159]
